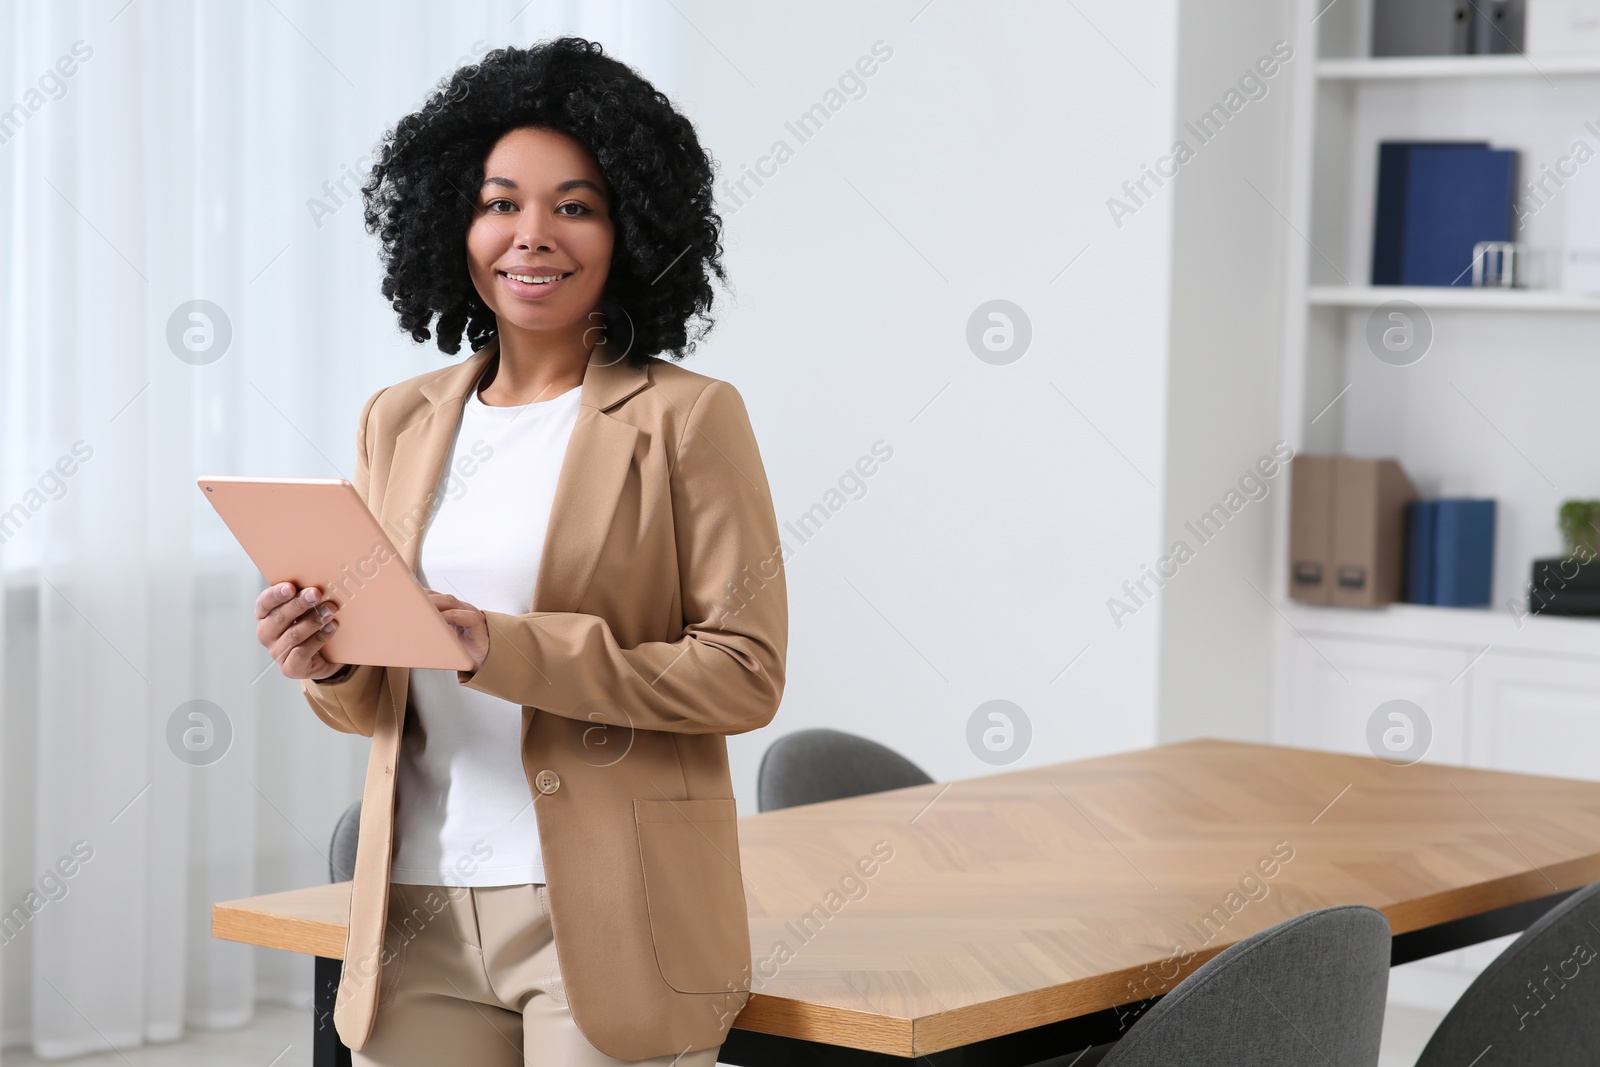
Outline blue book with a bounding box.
[1405,500,1438,605]
[1434,499,1496,607]
[1371,143,1517,287]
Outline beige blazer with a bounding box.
[299,340,788,1059]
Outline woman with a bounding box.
[252,38,787,1066]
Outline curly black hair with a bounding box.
[360,37,726,365]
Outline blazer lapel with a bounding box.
[533,341,648,613]
[380,346,493,575]
[378,337,649,615]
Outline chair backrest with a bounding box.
[756,728,933,812]
[1416,878,1600,1067]
[329,799,361,883]
[1099,904,1391,1067]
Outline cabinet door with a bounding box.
[1279,632,1470,766]
[1467,651,1600,780]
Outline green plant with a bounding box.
[1558,500,1600,558]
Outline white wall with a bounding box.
[1155,0,1297,743]
[2,0,1233,1041]
[654,2,1183,797]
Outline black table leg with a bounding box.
[314,956,352,1067]
[720,1004,1135,1066]
[1390,888,1575,965]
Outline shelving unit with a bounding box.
[1283,599,1600,657]
[1306,285,1600,310]
[1318,53,1600,79]
[1274,0,1600,618]
[1272,0,1600,1012]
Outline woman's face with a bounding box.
[466,126,614,340]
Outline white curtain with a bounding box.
[1,0,676,1057]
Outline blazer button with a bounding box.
[535,769,560,795]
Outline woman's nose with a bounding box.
[514,217,554,252]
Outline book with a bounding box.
[1531,556,1600,593]
[1405,501,1439,604]
[1372,0,1472,56]
[1468,0,1526,53]
[1434,499,1497,607]
[1372,143,1519,287]
[1530,591,1600,615]
[1528,558,1600,615]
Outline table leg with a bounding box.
[720,1005,1134,1066]
[1390,888,1575,965]
[314,956,352,1067]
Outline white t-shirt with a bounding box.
[389,378,582,887]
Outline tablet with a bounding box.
[197,475,474,671]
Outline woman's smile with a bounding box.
[496,266,575,299]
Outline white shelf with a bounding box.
[1283,600,1600,661]
[1307,285,1600,311]
[1318,54,1600,80]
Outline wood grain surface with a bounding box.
[213,739,1600,1056]
[211,880,350,959]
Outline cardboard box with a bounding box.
[1290,455,1417,608]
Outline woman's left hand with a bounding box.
[425,588,489,674]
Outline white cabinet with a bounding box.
[1277,608,1600,1010]
[1279,630,1471,764]
[1467,652,1600,779]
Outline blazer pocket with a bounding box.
[633,797,752,995]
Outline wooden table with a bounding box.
[214,739,1600,1064]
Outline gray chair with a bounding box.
[329,799,361,883]
[1415,878,1600,1066]
[1092,905,1390,1067]
[756,728,933,812]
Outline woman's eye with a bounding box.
[484,199,515,213]
[556,202,590,216]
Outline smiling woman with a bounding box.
[264,35,788,1067]
[358,37,726,368]
[463,126,617,406]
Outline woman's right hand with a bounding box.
[256,582,344,680]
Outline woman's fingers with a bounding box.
[272,600,336,654]
[429,596,478,632]
[283,626,340,678]
[255,582,342,679]
[259,585,332,640]
[258,584,299,652]
[427,597,488,671]
[256,582,304,639]
[422,591,485,659]
[255,581,294,620]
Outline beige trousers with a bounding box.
[351,882,722,1067]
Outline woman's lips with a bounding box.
[498,269,572,299]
